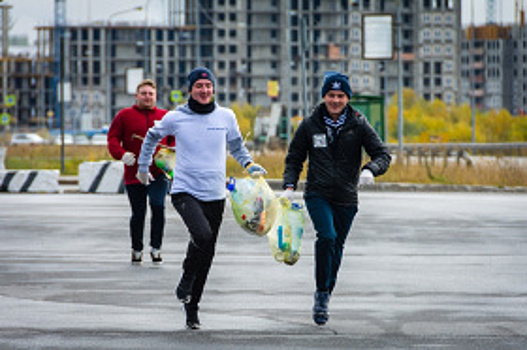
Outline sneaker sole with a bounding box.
[313,312,328,325]
[186,322,201,330]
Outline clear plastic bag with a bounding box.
[227,176,279,237]
[268,199,305,265]
[154,148,176,179]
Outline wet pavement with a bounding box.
[1,191,526,349]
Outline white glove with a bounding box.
[279,188,295,204]
[359,169,374,186]
[136,172,154,185]
[121,152,136,166]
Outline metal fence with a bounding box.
[387,143,527,157]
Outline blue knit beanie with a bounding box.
[320,72,352,98]
[187,67,215,92]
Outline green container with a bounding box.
[350,95,386,142]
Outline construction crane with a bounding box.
[486,0,497,24]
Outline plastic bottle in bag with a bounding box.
[227,176,277,237]
[154,148,175,179]
[269,200,305,265]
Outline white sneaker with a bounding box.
[131,250,143,265]
[150,249,163,265]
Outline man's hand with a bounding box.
[245,163,267,178]
[121,152,136,166]
[136,172,154,185]
[359,169,374,186]
[279,188,295,204]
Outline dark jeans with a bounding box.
[304,193,358,294]
[125,175,168,252]
[171,193,225,308]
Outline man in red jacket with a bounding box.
[107,79,173,265]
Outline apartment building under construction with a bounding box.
[460,21,527,115]
[9,0,526,134]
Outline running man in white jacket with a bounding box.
[137,67,265,330]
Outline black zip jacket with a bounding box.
[282,103,391,206]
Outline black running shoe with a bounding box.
[185,304,200,330]
[313,291,330,326]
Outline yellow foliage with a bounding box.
[386,89,527,143]
[231,102,261,141]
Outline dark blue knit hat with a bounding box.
[187,67,215,91]
[321,72,352,98]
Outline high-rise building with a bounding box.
[460,25,514,111]
[349,0,462,105]
[1,2,54,130]
[35,23,200,130]
[193,0,354,118]
[9,0,468,131]
[460,22,527,115]
[510,24,527,114]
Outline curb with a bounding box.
[59,177,527,193]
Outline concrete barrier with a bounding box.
[0,169,60,193]
[0,147,6,170]
[79,161,125,194]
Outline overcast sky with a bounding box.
[7,0,524,39]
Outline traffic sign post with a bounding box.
[170,90,183,104]
[1,112,10,126]
[4,94,16,107]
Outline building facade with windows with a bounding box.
[35,23,200,130]
[7,0,470,131]
[460,23,526,115]
[349,0,462,105]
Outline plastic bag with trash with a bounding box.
[154,148,176,179]
[132,133,175,179]
[227,176,279,237]
[267,199,305,265]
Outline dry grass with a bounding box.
[5,145,112,175]
[383,157,527,187]
[5,145,527,187]
[228,150,527,188]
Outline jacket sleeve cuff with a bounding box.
[362,163,379,176]
[137,163,150,173]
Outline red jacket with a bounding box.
[107,105,173,185]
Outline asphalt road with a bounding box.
[1,191,526,349]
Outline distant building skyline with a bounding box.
[7,0,524,42]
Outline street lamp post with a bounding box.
[144,0,153,76]
[106,6,143,125]
[397,0,404,154]
[470,0,476,149]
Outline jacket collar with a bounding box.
[132,105,156,113]
[311,102,358,128]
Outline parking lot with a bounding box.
[1,191,526,349]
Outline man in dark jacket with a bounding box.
[282,72,391,326]
[107,79,173,265]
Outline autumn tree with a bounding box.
[386,89,527,143]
